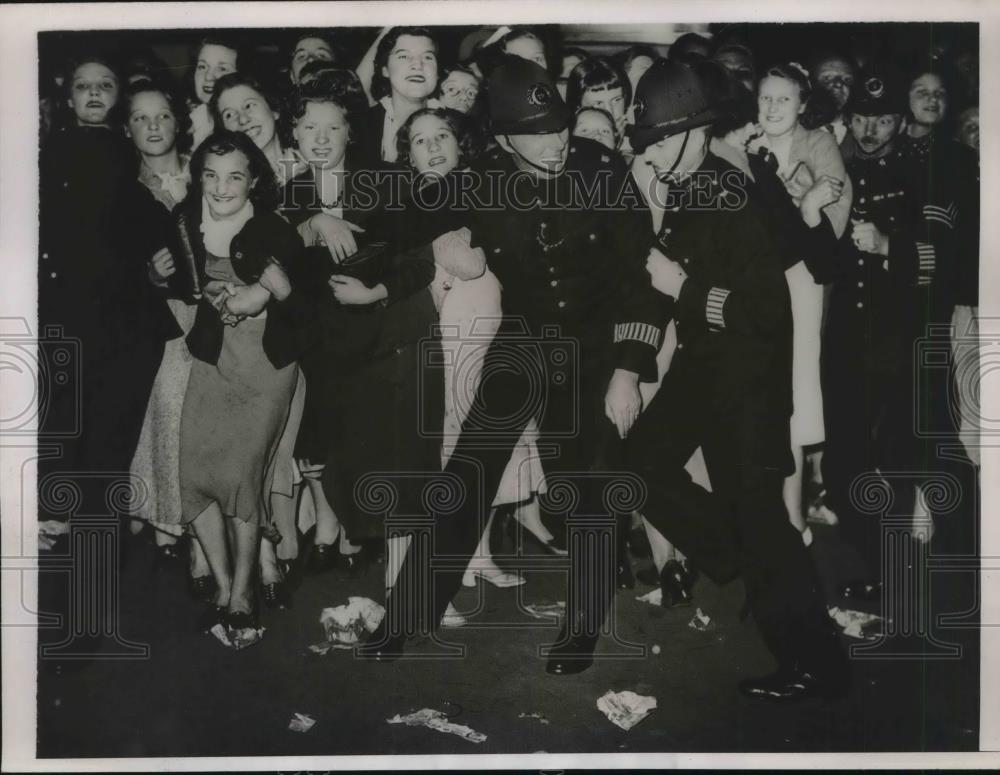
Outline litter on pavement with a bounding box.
[636,588,663,606]
[687,608,713,631]
[518,712,550,724]
[521,602,565,619]
[387,708,486,743]
[596,690,658,731]
[320,597,385,647]
[288,713,316,733]
[828,606,886,640]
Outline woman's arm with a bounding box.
[356,26,391,107]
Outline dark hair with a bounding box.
[282,72,368,149]
[476,27,552,79]
[371,27,439,101]
[434,65,480,96]
[208,72,276,128]
[565,56,631,114]
[759,63,811,104]
[287,31,341,81]
[63,54,124,127]
[186,129,280,212]
[669,32,711,63]
[297,59,343,87]
[122,48,171,86]
[905,63,955,129]
[122,77,193,154]
[695,60,756,138]
[571,105,620,146]
[711,42,755,85]
[395,107,481,171]
[189,36,243,104]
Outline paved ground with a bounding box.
[37,498,980,758]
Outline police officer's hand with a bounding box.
[149,247,176,284]
[800,175,845,227]
[851,221,889,256]
[646,247,687,299]
[605,368,642,440]
[310,214,365,262]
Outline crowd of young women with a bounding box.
[38,24,980,650]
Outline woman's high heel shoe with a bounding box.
[462,567,526,588]
[305,542,338,575]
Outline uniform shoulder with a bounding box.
[569,136,628,174]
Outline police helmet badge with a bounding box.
[865,76,885,98]
[526,82,553,106]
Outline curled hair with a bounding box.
[207,72,276,128]
[186,129,280,212]
[121,77,192,154]
[189,36,243,104]
[281,71,368,149]
[565,56,631,113]
[759,62,839,130]
[395,107,481,171]
[287,31,341,81]
[371,27,439,101]
[668,32,711,63]
[571,105,620,147]
[905,62,956,129]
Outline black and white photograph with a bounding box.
[1,1,997,769]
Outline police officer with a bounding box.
[815,65,957,598]
[360,55,667,674]
[623,59,848,701]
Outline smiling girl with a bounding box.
[754,62,852,541]
[355,27,439,168]
[171,130,309,646]
[188,36,240,152]
[566,57,631,149]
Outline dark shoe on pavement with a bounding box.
[355,620,407,662]
[305,542,338,575]
[188,574,216,602]
[659,559,694,608]
[545,627,599,675]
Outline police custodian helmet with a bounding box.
[487,55,571,134]
[627,59,721,154]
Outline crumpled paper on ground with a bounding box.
[636,589,663,606]
[387,708,486,743]
[828,606,886,640]
[288,713,316,733]
[596,690,657,731]
[687,608,713,631]
[522,602,565,619]
[319,597,385,647]
[518,712,550,724]
[208,622,265,650]
[38,520,69,551]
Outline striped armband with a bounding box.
[923,202,957,229]
[614,322,662,349]
[916,242,936,286]
[706,287,731,329]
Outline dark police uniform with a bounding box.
[818,138,958,576]
[623,150,844,679]
[376,62,668,672]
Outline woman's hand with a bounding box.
[645,247,687,299]
[604,368,642,439]
[148,247,176,284]
[223,282,271,319]
[328,275,388,306]
[309,214,366,262]
[800,175,845,227]
[259,261,292,301]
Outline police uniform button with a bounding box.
[235,251,243,259]
[859,196,866,204]
[550,280,559,287]
[856,302,863,309]
[858,259,864,266]
[683,258,689,265]
[42,252,48,260]
[664,228,671,234]
[493,247,502,254]
[859,178,865,185]
[548,266,556,274]
[557,300,566,308]
[671,206,680,213]
[588,233,596,241]
[50,271,57,279]
[62,181,69,189]
[858,281,864,288]
[879,158,887,167]
[677,343,684,350]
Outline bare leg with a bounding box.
[513,497,553,543]
[783,445,807,533]
[641,515,677,573]
[270,484,300,563]
[463,509,524,585]
[306,477,339,545]
[228,518,261,614]
[259,537,281,585]
[190,502,231,608]
[189,534,212,578]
